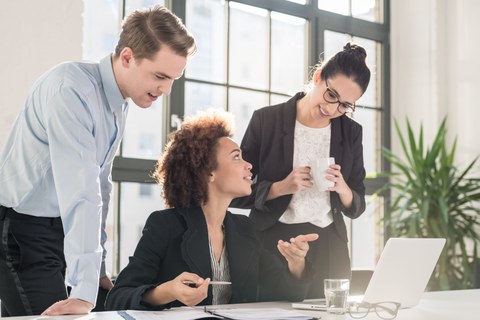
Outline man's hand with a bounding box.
[41,298,93,316]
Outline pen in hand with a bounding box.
[182,280,232,288]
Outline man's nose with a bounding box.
[160,79,175,96]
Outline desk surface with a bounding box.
[4,289,479,320]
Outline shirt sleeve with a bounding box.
[45,86,103,305]
[99,162,114,278]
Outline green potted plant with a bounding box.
[377,117,480,290]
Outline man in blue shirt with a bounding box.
[0,6,196,317]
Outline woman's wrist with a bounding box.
[287,260,305,279]
[142,282,174,306]
[267,181,282,200]
[338,187,353,208]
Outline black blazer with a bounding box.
[231,92,366,242]
[105,207,312,310]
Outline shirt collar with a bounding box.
[99,54,127,114]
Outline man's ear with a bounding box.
[120,47,134,68]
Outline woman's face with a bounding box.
[210,137,253,199]
[307,72,363,124]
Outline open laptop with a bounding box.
[292,238,446,310]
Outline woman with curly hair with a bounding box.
[105,110,318,311]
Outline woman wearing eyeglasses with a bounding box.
[231,42,371,299]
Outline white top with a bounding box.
[279,121,333,227]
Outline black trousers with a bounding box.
[0,206,67,317]
[258,221,351,299]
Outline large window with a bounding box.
[182,1,308,143]
[83,0,389,275]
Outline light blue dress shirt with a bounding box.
[0,55,127,305]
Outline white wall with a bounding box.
[391,0,480,170]
[445,0,480,169]
[0,0,83,147]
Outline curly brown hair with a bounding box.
[153,110,234,208]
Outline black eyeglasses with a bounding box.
[349,301,401,320]
[324,79,356,114]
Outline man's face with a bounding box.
[120,46,188,108]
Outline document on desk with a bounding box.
[119,307,315,320]
[120,309,221,320]
[206,307,315,320]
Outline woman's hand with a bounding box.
[268,167,313,200]
[142,272,210,307]
[326,164,353,208]
[277,233,319,278]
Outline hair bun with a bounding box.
[343,42,367,60]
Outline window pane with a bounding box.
[353,36,380,108]
[125,0,165,16]
[83,0,120,61]
[324,30,350,61]
[351,108,381,174]
[228,88,268,143]
[186,0,227,83]
[318,0,349,16]
[185,81,226,116]
[352,0,383,23]
[122,100,165,160]
[229,3,269,90]
[351,195,384,269]
[271,12,307,95]
[119,182,165,270]
[270,93,292,106]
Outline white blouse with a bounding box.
[279,121,333,228]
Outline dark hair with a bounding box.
[317,42,370,93]
[114,6,196,60]
[153,110,234,208]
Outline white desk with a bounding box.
[5,289,479,320]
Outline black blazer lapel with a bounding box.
[330,116,344,165]
[224,214,258,293]
[281,93,303,168]
[179,207,212,279]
